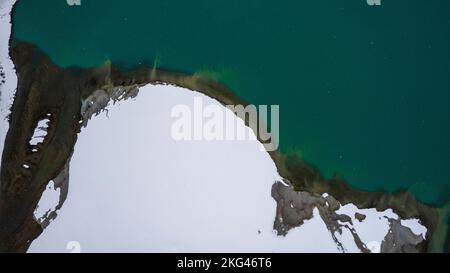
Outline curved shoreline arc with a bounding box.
[0,0,448,252]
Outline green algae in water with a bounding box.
[11,0,450,206]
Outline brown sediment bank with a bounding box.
[0,43,445,252]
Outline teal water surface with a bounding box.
[11,0,450,205]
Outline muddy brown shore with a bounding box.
[0,43,446,252]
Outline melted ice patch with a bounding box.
[336,203,396,252]
[29,118,50,146]
[401,218,427,239]
[34,181,61,223]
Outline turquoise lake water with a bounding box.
[11,0,450,205]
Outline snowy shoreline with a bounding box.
[29,84,427,253]
[0,0,18,169]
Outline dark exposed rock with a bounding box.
[0,65,5,86]
[381,218,424,253]
[0,44,84,252]
[355,212,366,222]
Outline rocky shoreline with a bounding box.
[0,42,446,252]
